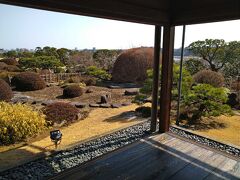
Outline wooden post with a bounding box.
[150,25,161,132]
[159,25,175,133]
[176,25,186,126]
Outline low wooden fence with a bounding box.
[40,73,81,83]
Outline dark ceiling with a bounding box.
[0,0,239,25]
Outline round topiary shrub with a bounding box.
[193,70,224,87]
[112,47,156,83]
[1,58,19,66]
[12,72,46,91]
[226,93,238,108]
[0,102,46,145]
[42,102,79,125]
[5,65,21,72]
[135,106,151,118]
[84,77,97,86]
[63,85,84,98]
[0,62,8,71]
[0,79,13,102]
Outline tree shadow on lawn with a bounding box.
[180,117,227,131]
[104,111,145,123]
[56,95,67,99]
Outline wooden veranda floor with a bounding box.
[51,133,240,180]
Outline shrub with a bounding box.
[193,70,224,87]
[84,77,97,86]
[42,102,79,125]
[4,65,21,72]
[63,85,84,98]
[183,84,232,123]
[226,93,238,108]
[65,75,97,86]
[112,47,154,83]
[0,62,20,72]
[85,66,111,80]
[135,106,151,118]
[183,58,206,75]
[0,102,46,145]
[1,58,19,66]
[231,80,240,91]
[19,56,63,71]
[12,72,46,91]
[66,76,82,83]
[172,64,193,98]
[133,94,148,104]
[138,64,193,103]
[0,79,13,101]
[0,62,8,70]
[0,71,18,84]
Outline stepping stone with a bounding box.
[86,88,93,93]
[124,89,139,96]
[122,102,132,106]
[75,103,88,108]
[41,100,54,106]
[111,104,122,108]
[107,85,121,89]
[89,103,100,108]
[31,100,43,105]
[100,103,111,108]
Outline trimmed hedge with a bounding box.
[42,102,79,125]
[0,79,13,101]
[63,85,84,98]
[12,72,46,91]
[0,62,8,70]
[4,65,21,72]
[1,58,19,66]
[135,106,151,118]
[193,70,224,87]
[112,47,154,83]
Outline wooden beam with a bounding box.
[171,0,240,25]
[0,0,169,25]
[150,25,161,132]
[159,25,175,133]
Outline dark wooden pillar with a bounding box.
[150,25,161,132]
[176,25,186,126]
[159,25,175,133]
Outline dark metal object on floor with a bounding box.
[50,130,62,149]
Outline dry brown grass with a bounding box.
[172,114,240,147]
[194,115,240,147]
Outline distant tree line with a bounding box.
[0,46,122,73]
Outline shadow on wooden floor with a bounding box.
[50,133,240,180]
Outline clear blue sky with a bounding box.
[0,4,239,50]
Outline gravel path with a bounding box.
[0,122,239,180]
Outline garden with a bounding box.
[0,40,239,175]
